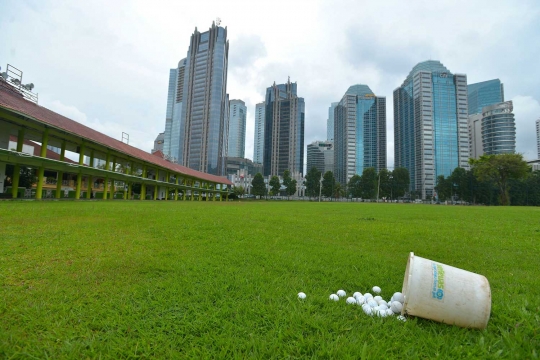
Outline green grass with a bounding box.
[0,201,539,359]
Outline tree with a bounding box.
[305,167,321,199]
[391,167,410,199]
[333,182,345,198]
[269,176,281,196]
[233,186,245,198]
[359,167,377,199]
[449,167,469,202]
[435,175,452,201]
[321,171,335,198]
[378,169,392,199]
[347,174,362,198]
[251,173,266,198]
[282,170,296,199]
[287,179,297,199]
[469,154,530,206]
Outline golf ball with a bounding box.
[397,315,407,322]
[374,296,383,304]
[372,286,381,294]
[377,309,387,317]
[386,309,394,316]
[337,290,346,297]
[378,304,388,311]
[353,292,363,299]
[356,296,366,305]
[393,292,405,304]
[329,294,339,301]
[391,301,403,314]
[346,297,357,304]
[368,299,378,308]
[298,292,306,299]
[379,300,388,308]
[362,304,373,316]
[364,293,373,300]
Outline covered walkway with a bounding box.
[0,81,232,201]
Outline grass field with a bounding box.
[1,201,539,359]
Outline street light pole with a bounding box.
[319,173,323,202]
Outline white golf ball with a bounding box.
[337,290,346,297]
[391,301,403,314]
[364,293,373,300]
[362,304,373,316]
[298,292,306,299]
[346,297,357,304]
[393,292,405,304]
[377,309,387,317]
[329,294,339,301]
[372,286,381,294]
[378,304,388,311]
[368,299,378,308]
[379,300,388,308]
[374,296,383,304]
[397,315,407,322]
[353,292,363,299]
[386,309,394,316]
[373,306,380,312]
[356,296,366,305]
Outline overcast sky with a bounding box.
[1,0,539,168]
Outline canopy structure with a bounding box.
[0,81,232,201]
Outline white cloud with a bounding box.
[511,96,540,160]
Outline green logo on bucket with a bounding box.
[431,263,445,300]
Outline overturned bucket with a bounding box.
[401,252,491,329]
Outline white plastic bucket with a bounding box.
[401,252,491,329]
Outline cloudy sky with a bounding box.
[1,0,539,168]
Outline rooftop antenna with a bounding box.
[122,132,129,144]
[216,17,221,26]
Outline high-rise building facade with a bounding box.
[334,85,386,186]
[537,119,540,159]
[327,102,338,141]
[180,22,229,175]
[263,79,305,176]
[253,102,265,164]
[468,79,504,115]
[307,140,334,174]
[162,59,186,163]
[227,99,246,158]
[152,132,165,154]
[468,113,483,159]
[481,101,516,155]
[394,60,469,199]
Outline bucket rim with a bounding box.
[401,252,414,316]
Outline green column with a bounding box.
[103,152,110,200]
[174,175,178,201]
[11,128,25,199]
[75,142,85,199]
[226,192,229,201]
[55,141,66,199]
[111,157,116,198]
[123,162,128,200]
[190,180,194,201]
[153,168,159,200]
[199,182,203,201]
[212,183,216,201]
[141,165,147,200]
[182,178,187,201]
[86,150,94,199]
[128,161,134,200]
[35,128,49,200]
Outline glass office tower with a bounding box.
[263,79,305,176]
[468,79,504,115]
[227,99,246,158]
[162,59,186,163]
[334,85,386,186]
[537,119,540,159]
[394,60,469,198]
[253,102,265,164]
[482,101,516,155]
[327,102,338,141]
[180,22,229,175]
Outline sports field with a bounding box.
[1,201,539,358]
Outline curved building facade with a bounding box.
[481,101,516,155]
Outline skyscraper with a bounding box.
[468,79,504,115]
[307,140,334,174]
[334,85,386,186]
[327,102,338,141]
[481,101,516,155]
[180,22,229,175]
[253,102,265,164]
[161,59,186,163]
[394,60,469,199]
[468,79,515,158]
[537,119,540,159]
[263,79,305,176]
[227,99,246,158]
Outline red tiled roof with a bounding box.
[9,135,78,164]
[0,86,232,185]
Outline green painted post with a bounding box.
[103,152,110,200]
[199,182,203,201]
[11,128,25,199]
[213,183,216,201]
[174,175,179,201]
[55,140,66,198]
[35,128,49,199]
[153,168,159,200]
[123,162,128,200]
[75,143,85,199]
[141,165,147,200]
[183,178,187,201]
[86,150,94,199]
[111,157,116,198]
